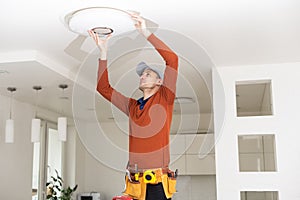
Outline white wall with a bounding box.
[0,94,77,200]
[213,63,300,200]
[0,95,34,200]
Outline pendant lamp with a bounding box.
[5,87,16,143]
[58,84,68,142]
[31,86,42,143]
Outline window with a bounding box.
[31,121,63,200]
[236,80,273,117]
[32,142,40,200]
[238,134,277,172]
[241,191,278,200]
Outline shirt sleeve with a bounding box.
[147,34,179,103]
[96,59,131,115]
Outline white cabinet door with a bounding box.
[170,135,186,155]
[170,134,216,175]
[186,134,215,155]
[186,154,216,175]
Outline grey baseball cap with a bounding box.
[136,61,164,79]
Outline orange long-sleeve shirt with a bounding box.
[97,34,178,170]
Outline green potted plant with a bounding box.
[46,169,78,200]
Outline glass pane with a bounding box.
[236,80,273,117]
[31,122,62,200]
[240,191,278,200]
[238,135,277,172]
[47,128,62,181]
[32,142,40,200]
[45,126,63,199]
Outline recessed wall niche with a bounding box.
[238,134,277,172]
[235,80,273,117]
[241,191,278,200]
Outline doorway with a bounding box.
[32,121,64,200]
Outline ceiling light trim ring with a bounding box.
[63,6,135,36]
[92,27,114,36]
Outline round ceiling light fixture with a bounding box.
[63,7,136,36]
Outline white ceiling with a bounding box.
[0,0,300,123]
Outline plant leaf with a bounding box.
[54,185,61,191]
[55,169,63,182]
[73,184,78,191]
[51,176,57,182]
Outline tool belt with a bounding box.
[123,168,177,200]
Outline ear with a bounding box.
[156,78,163,86]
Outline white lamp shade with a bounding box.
[31,118,41,143]
[58,117,67,141]
[63,7,135,36]
[5,119,14,143]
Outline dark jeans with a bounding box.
[145,183,171,200]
